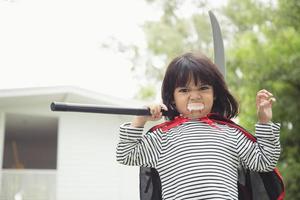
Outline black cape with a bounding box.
[139,114,285,200]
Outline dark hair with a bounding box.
[161,52,239,120]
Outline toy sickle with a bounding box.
[209,10,225,77]
[51,10,225,115]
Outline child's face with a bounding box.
[173,79,214,119]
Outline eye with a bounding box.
[178,88,189,93]
[199,85,212,90]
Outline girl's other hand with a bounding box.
[131,104,168,128]
[256,89,276,124]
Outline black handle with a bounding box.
[51,102,168,116]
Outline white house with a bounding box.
[0,86,151,200]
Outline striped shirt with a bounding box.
[116,118,281,200]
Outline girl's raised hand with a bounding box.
[131,104,168,128]
[256,89,276,124]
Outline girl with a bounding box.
[116,52,282,199]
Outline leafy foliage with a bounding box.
[138,0,300,198]
[224,0,300,199]
[132,0,217,100]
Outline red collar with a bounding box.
[151,114,220,132]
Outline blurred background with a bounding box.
[1,0,299,199]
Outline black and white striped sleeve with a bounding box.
[116,123,163,168]
[236,123,281,172]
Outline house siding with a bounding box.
[0,93,141,200]
[56,113,139,200]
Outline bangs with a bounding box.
[161,52,238,120]
[174,58,212,87]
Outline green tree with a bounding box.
[224,0,300,198]
[139,0,300,198]
[132,0,218,100]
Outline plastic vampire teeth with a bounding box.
[187,103,204,111]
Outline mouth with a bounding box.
[187,103,204,112]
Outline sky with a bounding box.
[0,0,161,100]
[0,0,227,100]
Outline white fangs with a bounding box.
[187,103,204,111]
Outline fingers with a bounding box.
[148,103,168,119]
[257,89,274,100]
[256,89,276,107]
[256,89,275,123]
[160,104,168,111]
[132,103,167,126]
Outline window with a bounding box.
[2,113,58,169]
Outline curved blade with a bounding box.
[209,10,225,77]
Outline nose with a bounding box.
[189,89,201,100]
